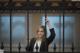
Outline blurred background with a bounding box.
[0,0,80,53]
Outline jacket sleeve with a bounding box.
[47,28,56,44]
[26,38,34,51]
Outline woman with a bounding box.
[26,19,56,52]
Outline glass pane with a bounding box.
[12,16,27,52]
[64,16,75,52]
[0,16,10,51]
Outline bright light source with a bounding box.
[72,0,80,1]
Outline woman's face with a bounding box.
[36,27,44,39]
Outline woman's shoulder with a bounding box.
[30,38,36,41]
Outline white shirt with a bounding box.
[33,40,42,52]
[0,49,4,53]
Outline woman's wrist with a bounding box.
[48,25,53,29]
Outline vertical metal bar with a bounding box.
[44,0,47,37]
[45,10,47,37]
[71,17,75,52]
[26,0,29,46]
[10,9,12,53]
[59,15,61,52]
[18,42,21,53]
[62,0,65,52]
[0,15,1,39]
[27,11,29,45]
[0,15,3,49]
[62,11,65,52]
[40,9,42,25]
[44,0,47,50]
[9,0,13,52]
[0,13,4,49]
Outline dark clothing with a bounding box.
[26,28,55,52]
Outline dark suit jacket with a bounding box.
[26,28,55,52]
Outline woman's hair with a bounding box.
[36,25,46,40]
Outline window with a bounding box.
[0,15,27,51]
[41,15,75,52]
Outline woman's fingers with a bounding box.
[45,18,52,29]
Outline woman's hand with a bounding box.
[46,18,52,29]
